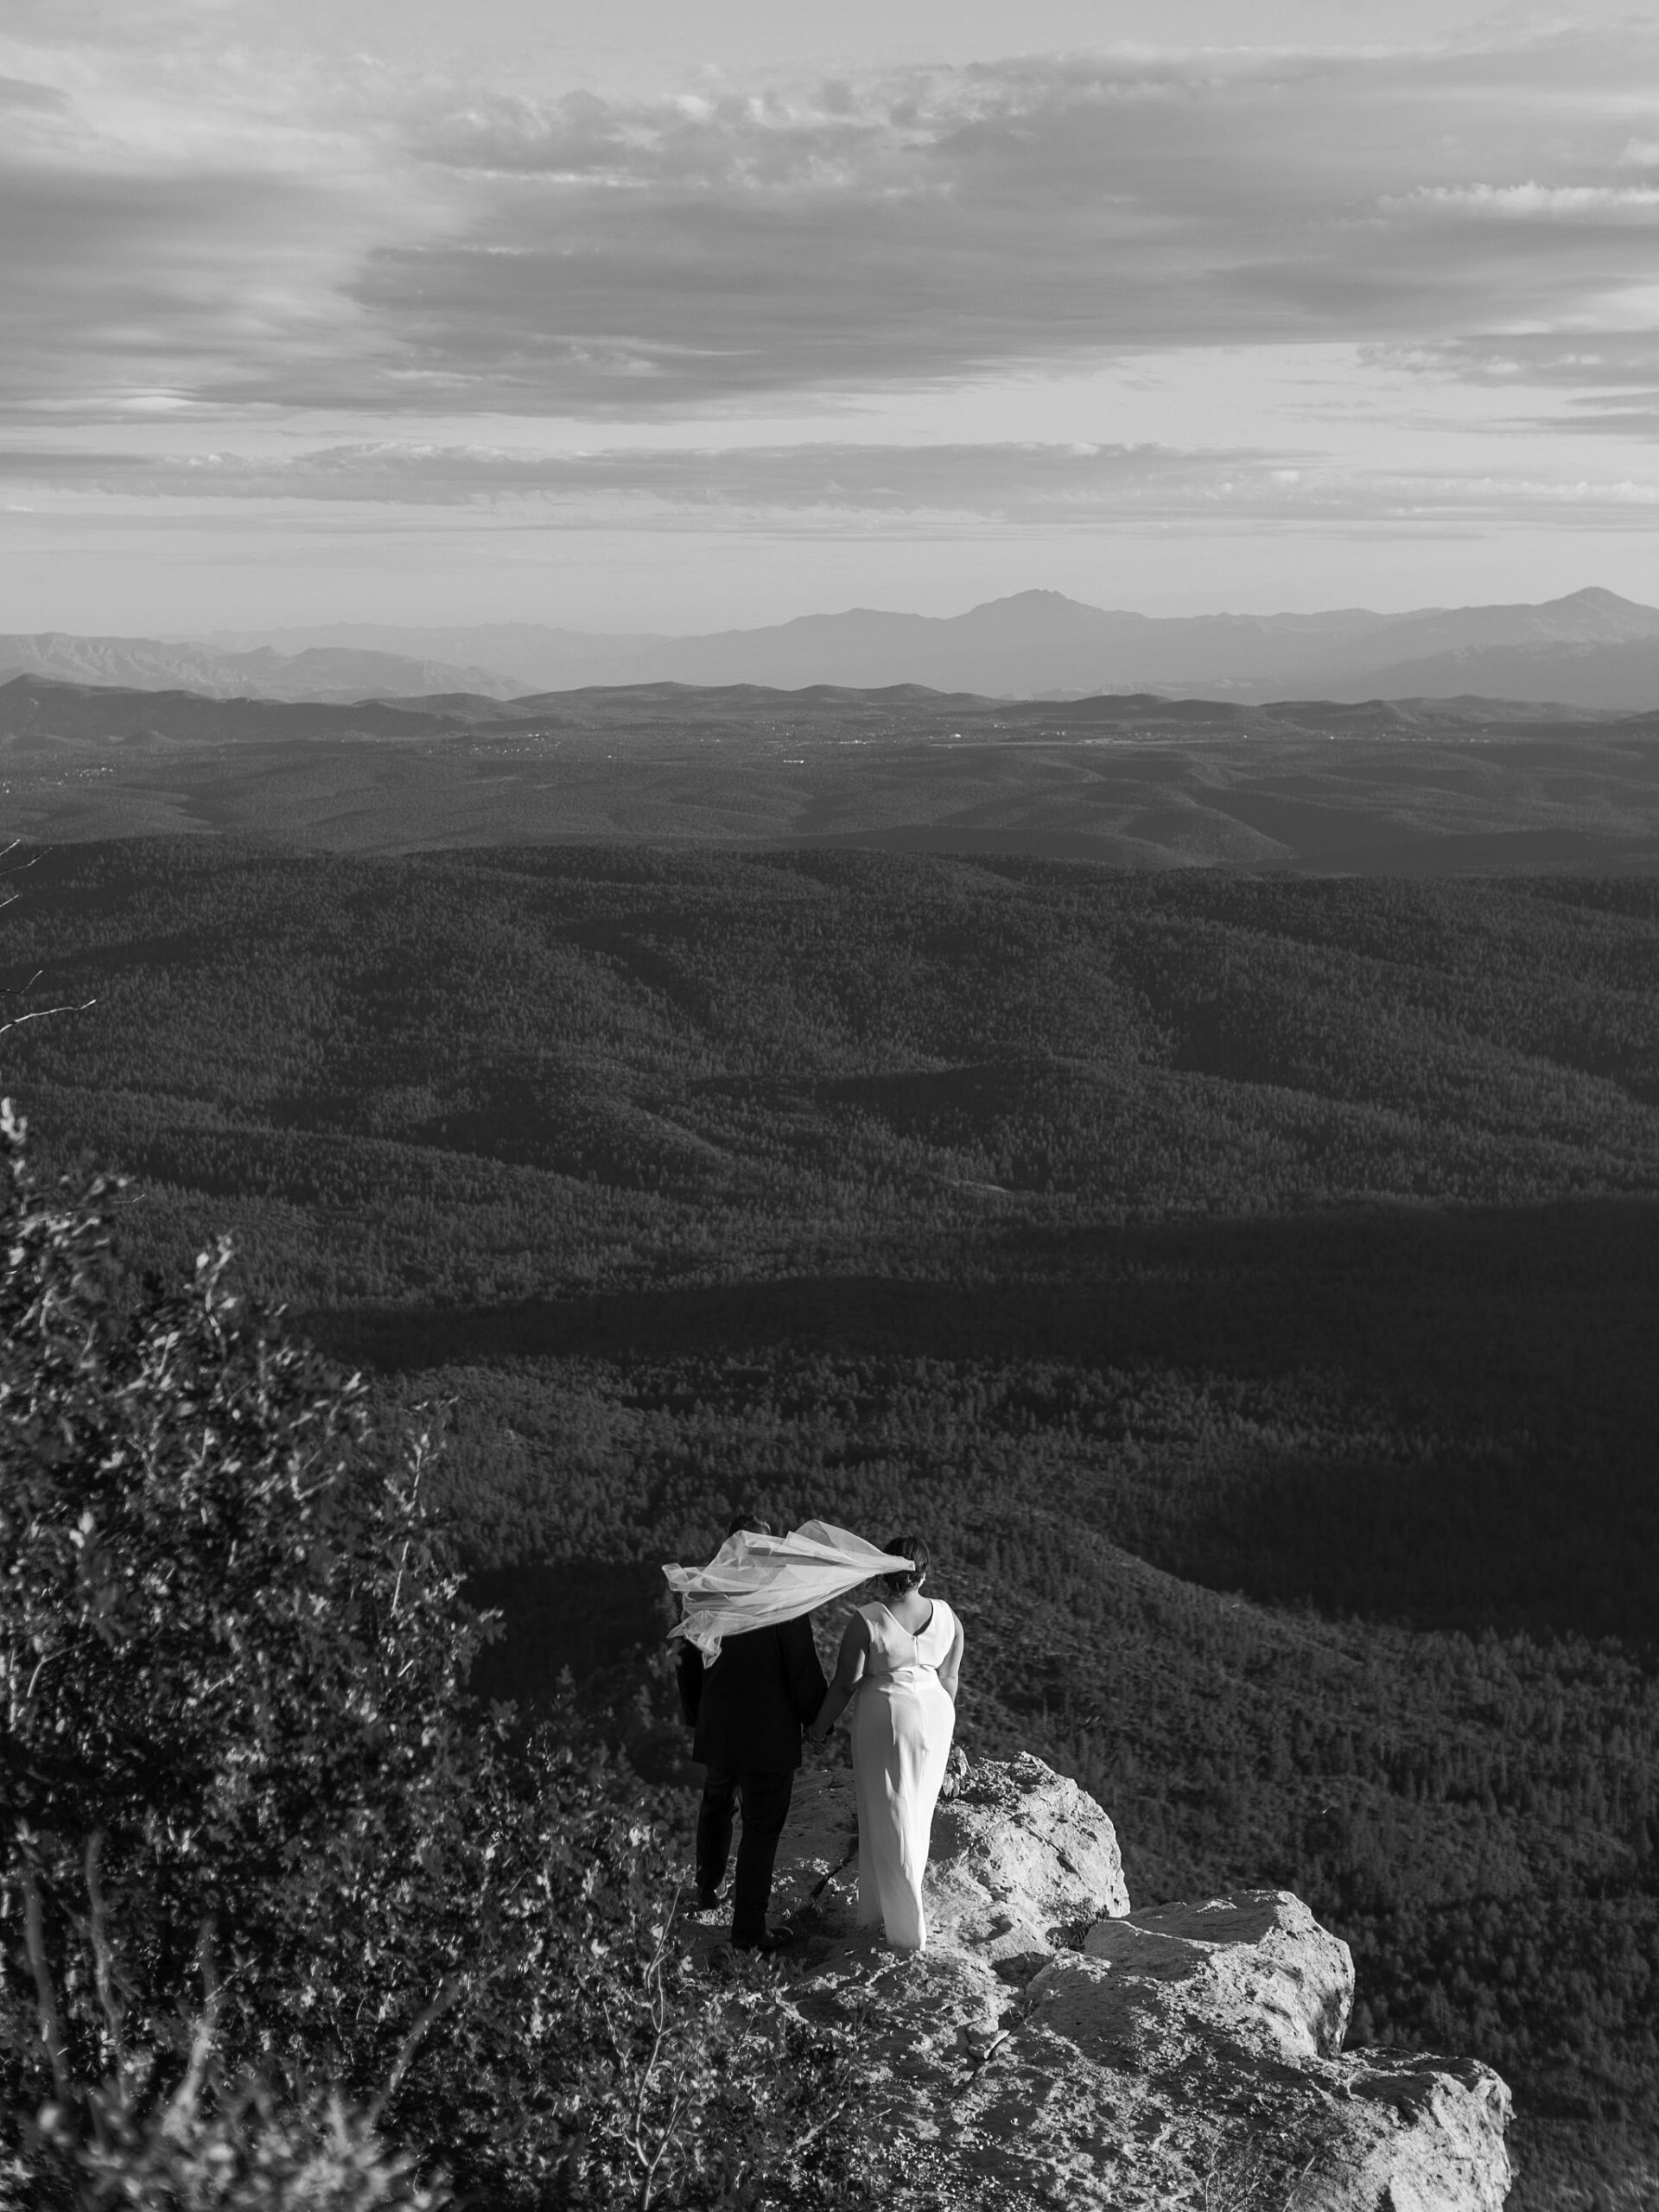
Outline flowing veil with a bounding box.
[664,1520,912,1662]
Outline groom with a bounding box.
[676,1512,828,1955]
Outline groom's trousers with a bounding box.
[696,1767,794,1943]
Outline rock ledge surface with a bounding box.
[703,1753,1510,2212]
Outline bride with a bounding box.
[808,1535,964,1953]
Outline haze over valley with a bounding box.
[4,664,1659,870]
[12,584,1659,711]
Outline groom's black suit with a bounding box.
[677,1618,826,1946]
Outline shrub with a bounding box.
[0,1102,874,2208]
[5,2079,450,2212]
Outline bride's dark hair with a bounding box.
[882,1535,930,1592]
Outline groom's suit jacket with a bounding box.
[677,1618,826,1774]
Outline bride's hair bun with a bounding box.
[882,1534,930,1592]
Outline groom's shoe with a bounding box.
[694,1886,721,1912]
[732,1927,796,1955]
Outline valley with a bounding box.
[3,841,1658,2206]
[3,673,1659,870]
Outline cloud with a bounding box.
[6,435,1656,534]
[0,438,1287,514]
[1381,184,1659,216]
[4,23,1659,419]
[0,34,456,421]
[0,73,69,112]
[341,29,1659,411]
[1368,331,1659,437]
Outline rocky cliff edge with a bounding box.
[696,1754,1511,2211]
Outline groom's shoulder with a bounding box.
[715,1615,816,1661]
[757,1613,815,1657]
[757,1613,821,1667]
[717,1618,796,1658]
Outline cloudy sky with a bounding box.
[6,0,1659,632]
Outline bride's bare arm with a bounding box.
[808,1613,870,1741]
[938,1618,965,1704]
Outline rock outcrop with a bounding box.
[699,1753,1511,2211]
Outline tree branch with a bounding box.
[164,1916,223,2136]
[627,1883,688,2212]
[20,1865,71,2105]
[0,997,97,1041]
[369,1971,467,2122]
[83,1829,127,2067]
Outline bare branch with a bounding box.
[83,1829,127,2067]
[0,996,97,1041]
[20,1865,71,2105]
[627,1882,688,2212]
[389,1427,433,1624]
[368,1972,467,2121]
[389,1407,452,1621]
[1,849,94,1036]
[164,1917,223,2136]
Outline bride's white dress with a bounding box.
[850,1598,958,1952]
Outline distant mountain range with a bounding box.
[10,586,1659,708]
[0,633,524,703]
[196,586,1659,707]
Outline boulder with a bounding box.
[1052,1889,1353,2063]
[730,1755,1511,2212]
[925,1749,1132,1966]
[1312,2051,1516,2212]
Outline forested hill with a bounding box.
[5,671,1659,865]
[4,840,1659,2209]
[6,842,1656,1280]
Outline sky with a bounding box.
[6,0,1659,633]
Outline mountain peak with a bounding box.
[1549,585,1652,611]
[969,588,1100,610]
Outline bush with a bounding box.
[0,1102,874,2208]
[6,2080,450,2212]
